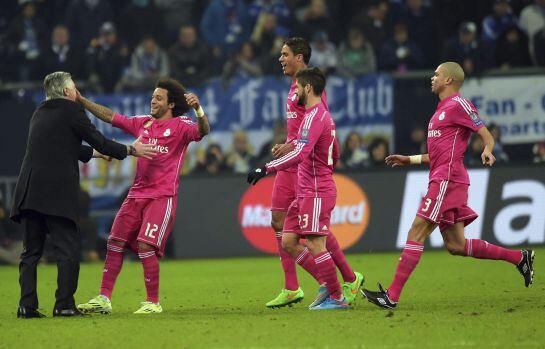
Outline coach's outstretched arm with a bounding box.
[75,90,115,124]
[185,93,210,137]
[477,126,495,166]
[385,153,430,167]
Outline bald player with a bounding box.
[362,62,535,309]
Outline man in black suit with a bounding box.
[11,71,157,318]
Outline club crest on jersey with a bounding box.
[163,128,171,137]
[438,111,445,120]
[469,111,483,126]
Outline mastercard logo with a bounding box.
[238,173,370,254]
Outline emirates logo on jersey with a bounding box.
[428,129,442,138]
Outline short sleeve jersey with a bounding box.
[427,93,484,184]
[267,102,337,197]
[112,113,203,198]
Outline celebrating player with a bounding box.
[77,78,210,314]
[362,62,535,309]
[248,67,351,310]
[264,37,363,308]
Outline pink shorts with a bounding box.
[283,196,336,236]
[271,170,298,211]
[110,196,177,256]
[416,180,478,232]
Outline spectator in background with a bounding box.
[465,135,485,165]
[194,143,227,174]
[251,12,281,58]
[368,137,389,167]
[533,141,545,163]
[223,42,263,81]
[519,0,545,64]
[155,0,200,41]
[5,0,47,81]
[86,22,129,93]
[495,25,532,69]
[249,0,290,29]
[397,0,436,68]
[65,0,113,50]
[407,125,427,155]
[116,36,169,92]
[350,0,390,56]
[42,25,82,79]
[481,0,518,48]
[340,131,368,169]
[534,28,545,66]
[488,123,509,163]
[443,22,486,76]
[254,120,286,165]
[337,27,376,78]
[226,130,255,174]
[0,198,22,265]
[294,0,338,42]
[168,25,211,88]
[309,31,337,76]
[379,22,424,72]
[200,0,251,73]
[120,0,165,50]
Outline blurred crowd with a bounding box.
[1,0,545,91]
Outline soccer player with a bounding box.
[76,78,210,314]
[265,37,363,308]
[362,62,535,310]
[248,67,351,310]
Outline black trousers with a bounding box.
[19,210,81,310]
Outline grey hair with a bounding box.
[43,71,74,100]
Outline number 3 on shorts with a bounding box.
[421,198,432,212]
[298,214,309,229]
[145,222,159,238]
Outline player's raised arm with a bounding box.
[477,126,496,166]
[385,153,430,167]
[185,93,210,137]
[76,89,115,124]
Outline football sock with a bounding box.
[100,242,124,299]
[138,250,160,303]
[464,239,522,265]
[313,251,342,300]
[276,231,299,291]
[295,248,323,284]
[388,240,424,302]
[326,233,356,282]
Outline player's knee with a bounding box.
[137,242,154,252]
[445,241,465,255]
[281,239,296,254]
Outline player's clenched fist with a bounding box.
[184,93,200,109]
[247,166,267,185]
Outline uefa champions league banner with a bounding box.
[461,76,545,144]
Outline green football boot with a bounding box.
[266,288,304,308]
[77,295,112,314]
[134,301,163,314]
[342,271,365,304]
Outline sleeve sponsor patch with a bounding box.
[469,111,483,126]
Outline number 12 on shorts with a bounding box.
[145,222,158,238]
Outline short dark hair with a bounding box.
[284,37,311,64]
[156,78,190,116]
[295,67,326,96]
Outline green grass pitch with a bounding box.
[1,248,544,348]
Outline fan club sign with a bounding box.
[238,174,370,254]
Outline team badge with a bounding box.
[438,111,445,121]
[163,128,171,137]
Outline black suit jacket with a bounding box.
[10,98,128,224]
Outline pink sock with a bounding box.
[138,250,160,303]
[326,233,355,282]
[295,248,323,284]
[464,239,522,265]
[276,232,299,290]
[100,242,124,299]
[314,251,342,299]
[388,240,424,302]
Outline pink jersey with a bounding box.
[267,102,338,197]
[112,113,203,198]
[427,93,484,184]
[284,81,329,173]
